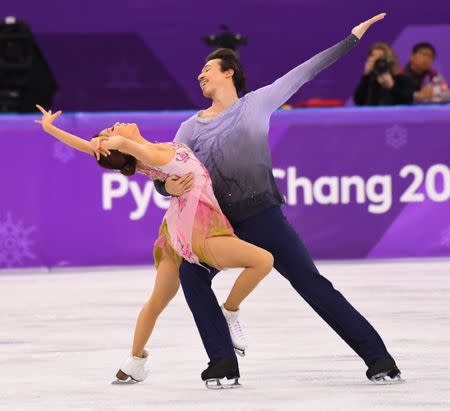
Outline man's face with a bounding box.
[197,59,233,98]
[410,48,435,73]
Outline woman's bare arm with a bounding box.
[35,104,96,156]
[99,135,174,167]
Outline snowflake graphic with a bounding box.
[53,141,76,163]
[385,124,408,150]
[0,213,36,268]
[440,226,450,248]
[106,59,142,92]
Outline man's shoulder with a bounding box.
[174,113,199,143]
[179,113,197,128]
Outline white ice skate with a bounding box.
[221,305,248,357]
[112,350,149,384]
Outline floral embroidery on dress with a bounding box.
[177,236,195,262]
[177,197,187,212]
[175,151,190,163]
[137,164,169,181]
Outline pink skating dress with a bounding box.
[136,142,234,269]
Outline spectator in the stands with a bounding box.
[402,42,450,103]
[354,42,413,106]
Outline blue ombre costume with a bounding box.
[157,34,392,367]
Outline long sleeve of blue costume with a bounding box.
[251,34,359,113]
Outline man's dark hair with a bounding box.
[206,48,246,95]
[412,42,436,57]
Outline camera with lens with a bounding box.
[372,57,393,76]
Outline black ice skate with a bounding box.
[234,347,246,357]
[366,357,403,384]
[201,357,241,389]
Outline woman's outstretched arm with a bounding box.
[98,135,174,167]
[35,104,99,157]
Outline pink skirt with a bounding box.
[153,201,235,269]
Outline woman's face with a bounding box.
[370,48,386,60]
[99,122,140,139]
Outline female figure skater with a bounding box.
[35,105,273,388]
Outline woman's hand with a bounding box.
[35,104,62,130]
[101,135,125,151]
[90,136,110,160]
[352,13,386,40]
[90,135,124,160]
[364,55,377,74]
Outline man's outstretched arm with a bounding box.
[251,13,386,113]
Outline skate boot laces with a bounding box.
[221,305,248,351]
[230,318,246,343]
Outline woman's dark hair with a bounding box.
[94,139,137,176]
[205,48,246,95]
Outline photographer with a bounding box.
[354,43,413,106]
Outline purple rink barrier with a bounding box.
[1,106,450,269]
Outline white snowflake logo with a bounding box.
[386,124,408,149]
[0,213,36,268]
[106,60,142,92]
[441,226,450,248]
[53,141,76,163]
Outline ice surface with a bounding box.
[1,259,449,410]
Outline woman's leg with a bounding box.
[205,236,273,311]
[131,256,180,357]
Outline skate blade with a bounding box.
[234,347,246,357]
[111,378,141,385]
[370,372,405,385]
[205,377,241,390]
[111,370,142,385]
